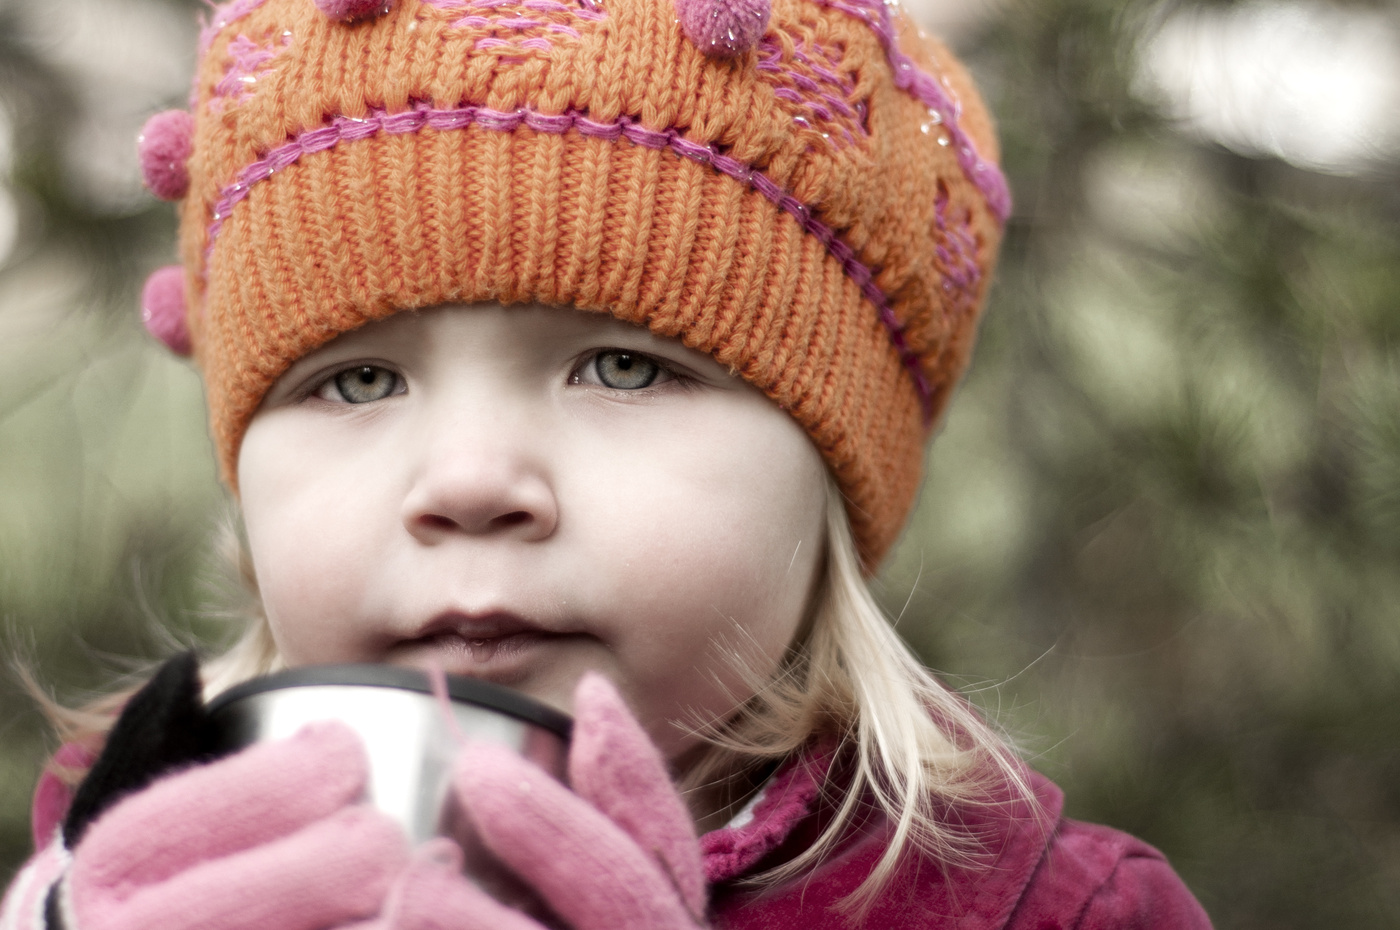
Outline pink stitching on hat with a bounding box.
[456,15,582,39]
[934,185,980,295]
[458,15,542,28]
[522,0,604,19]
[424,0,605,21]
[197,0,271,55]
[211,31,293,112]
[757,39,863,121]
[756,34,866,150]
[202,104,938,416]
[813,0,1011,223]
[932,185,982,356]
[423,0,598,55]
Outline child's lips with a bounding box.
[393,611,581,683]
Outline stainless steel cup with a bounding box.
[206,664,572,918]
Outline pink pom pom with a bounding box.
[676,0,769,57]
[138,110,194,201]
[314,0,395,21]
[141,266,192,356]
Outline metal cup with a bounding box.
[206,664,572,918]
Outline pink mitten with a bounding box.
[374,673,708,930]
[58,721,410,930]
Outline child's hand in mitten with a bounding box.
[57,721,410,930]
[374,673,707,930]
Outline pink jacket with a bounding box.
[700,753,1213,929]
[13,744,1210,930]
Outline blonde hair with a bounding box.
[37,475,1032,904]
[677,477,1034,904]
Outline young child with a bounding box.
[3,0,1213,927]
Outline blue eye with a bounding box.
[327,366,399,403]
[594,351,660,389]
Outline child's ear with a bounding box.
[62,652,224,847]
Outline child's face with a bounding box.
[237,304,828,760]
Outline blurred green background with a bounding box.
[1,0,1397,925]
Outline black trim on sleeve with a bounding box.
[61,652,222,846]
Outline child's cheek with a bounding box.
[565,400,827,749]
[237,410,383,663]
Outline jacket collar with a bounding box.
[701,747,1065,929]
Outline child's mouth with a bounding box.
[461,635,511,660]
[434,631,541,662]
[394,612,575,683]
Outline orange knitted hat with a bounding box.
[137,0,1008,566]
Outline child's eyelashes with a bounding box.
[571,349,683,392]
[292,349,690,406]
[313,365,404,404]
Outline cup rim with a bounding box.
[205,663,573,739]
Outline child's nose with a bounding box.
[400,438,558,543]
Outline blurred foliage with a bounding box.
[1,0,1398,927]
[0,0,224,875]
[883,0,1400,925]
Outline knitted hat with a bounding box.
[138,0,1009,567]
